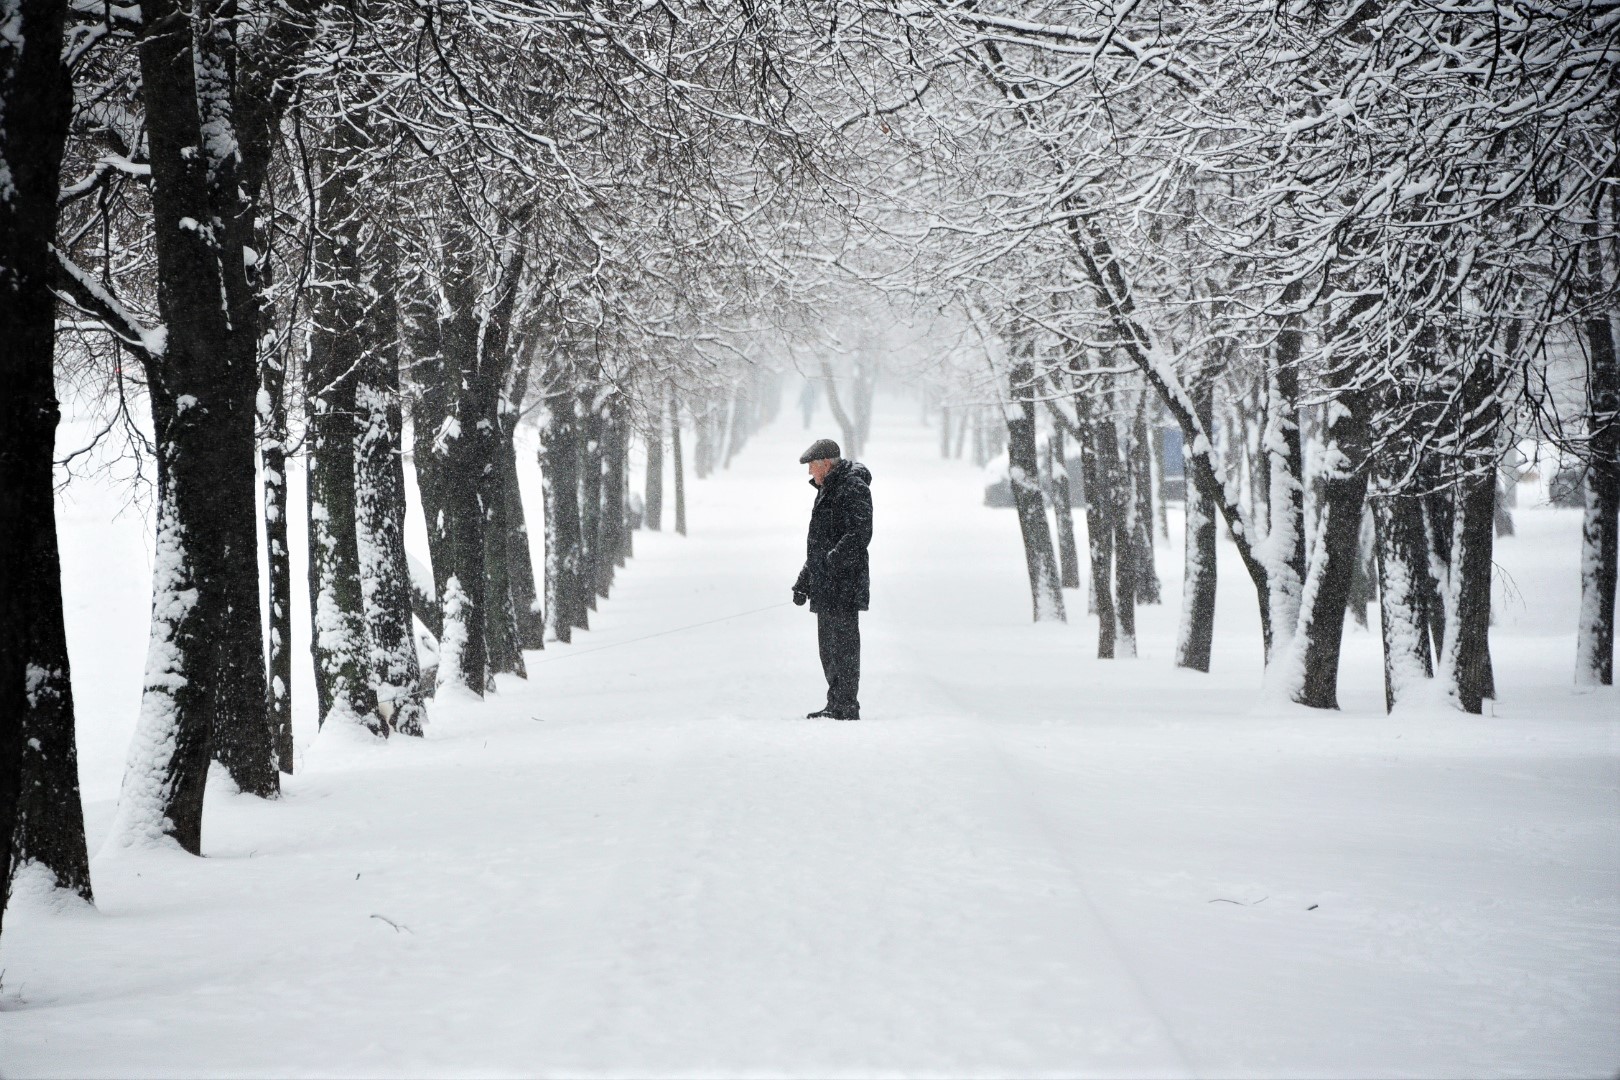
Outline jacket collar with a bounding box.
[810,458,850,491]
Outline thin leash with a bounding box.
[527,600,795,665]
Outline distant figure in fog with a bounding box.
[792,438,873,721]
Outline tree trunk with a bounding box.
[1288,407,1371,709]
[820,361,861,459]
[1007,361,1066,622]
[644,408,665,532]
[483,365,526,679]
[483,443,526,678]
[1112,407,1139,657]
[503,433,546,652]
[260,312,294,767]
[1371,483,1435,712]
[580,399,606,606]
[603,402,628,580]
[1347,509,1376,630]
[671,387,688,536]
[1074,376,1117,657]
[1576,222,1618,685]
[1050,431,1081,589]
[2,0,91,909]
[111,2,278,852]
[1260,313,1307,664]
[354,237,427,735]
[438,302,492,695]
[1440,349,1502,714]
[306,329,383,732]
[1284,297,1378,709]
[540,362,588,641]
[1176,376,1217,673]
[406,300,452,639]
[306,135,384,734]
[1128,393,1161,605]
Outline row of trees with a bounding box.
[863,1,1617,715]
[3,0,1614,948]
[0,0,852,940]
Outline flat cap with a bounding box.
[799,438,841,464]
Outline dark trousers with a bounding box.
[816,607,861,716]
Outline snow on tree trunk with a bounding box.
[1,0,89,914]
[1176,377,1217,673]
[355,310,428,735]
[1371,482,1435,713]
[1111,405,1139,657]
[1006,360,1066,623]
[1128,394,1161,606]
[306,354,384,733]
[110,466,212,852]
[436,576,475,698]
[1049,431,1081,589]
[112,1,283,851]
[644,408,665,532]
[1577,466,1619,686]
[502,432,546,652]
[1276,296,1378,709]
[601,401,629,585]
[15,452,94,902]
[671,387,688,536]
[1074,376,1117,656]
[306,128,385,735]
[1280,398,1372,710]
[1576,236,1618,686]
[1347,509,1377,631]
[1255,320,1307,666]
[580,400,606,608]
[484,440,527,679]
[1438,350,1503,715]
[261,331,294,768]
[540,365,588,640]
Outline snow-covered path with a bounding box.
[4,397,1618,1077]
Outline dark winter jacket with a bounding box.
[794,459,873,612]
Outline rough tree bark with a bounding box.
[579,397,606,607]
[1577,217,1618,686]
[306,126,384,734]
[1258,302,1308,664]
[671,386,687,536]
[498,344,544,652]
[106,0,283,853]
[2,0,92,912]
[644,405,665,531]
[1176,373,1217,673]
[601,399,628,586]
[260,306,294,766]
[1284,296,1378,710]
[1049,431,1081,589]
[1440,343,1504,714]
[1128,394,1161,605]
[540,354,588,641]
[1073,371,1118,657]
[1006,359,1066,622]
[1371,480,1435,712]
[353,223,427,736]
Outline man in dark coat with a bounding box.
[792,438,873,720]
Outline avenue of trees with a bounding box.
[1,0,1614,942]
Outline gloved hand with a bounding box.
[792,590,808,606]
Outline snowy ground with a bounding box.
[3,394,1618,1078]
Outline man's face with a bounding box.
[808,458,836,486]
